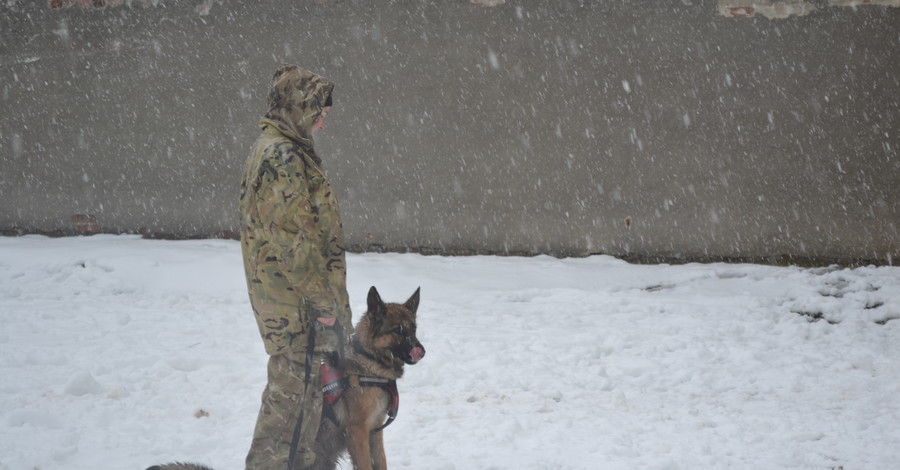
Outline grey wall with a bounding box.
[1,1,898,263]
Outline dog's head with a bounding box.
[365,286,425,365]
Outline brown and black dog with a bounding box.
[148,286,425,470]
[312,285,425,470]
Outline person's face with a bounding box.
[311,106,331,134]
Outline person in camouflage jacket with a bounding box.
[240,65,352,470]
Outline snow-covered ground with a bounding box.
[1,235,899,470]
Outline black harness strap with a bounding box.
[321,364,400,434]
[358,376,399,434]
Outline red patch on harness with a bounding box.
[321,363,345,405]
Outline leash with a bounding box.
[287,316,346,470]
[286,317,320,470]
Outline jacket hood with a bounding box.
[261,65,334,146]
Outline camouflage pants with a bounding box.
[246,351,324,470]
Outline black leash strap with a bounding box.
[286,322,318,470]
[332,319,345,365]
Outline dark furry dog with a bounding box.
[149,286,425,470]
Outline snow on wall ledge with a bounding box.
[719,0,900,19]
[40,0,497,12]
[0,2,898,263]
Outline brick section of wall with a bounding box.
[70,214,100,234]
[47,0,219,13]
[50,0,129,8]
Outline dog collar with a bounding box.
[350,337,393,369]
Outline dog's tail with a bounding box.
[146,463,213,470]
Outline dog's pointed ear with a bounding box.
[404,287,421,315]
[367,286,386,315]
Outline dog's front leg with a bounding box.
[346,422,375,470]
[369,430,387,470]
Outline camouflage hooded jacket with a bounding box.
[239,66,351,356]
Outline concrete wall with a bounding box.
[1,1,898,263]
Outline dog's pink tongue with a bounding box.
[409,347,425,363]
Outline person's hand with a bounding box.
[313,316,338,349]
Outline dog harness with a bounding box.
[321,363,399,434]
